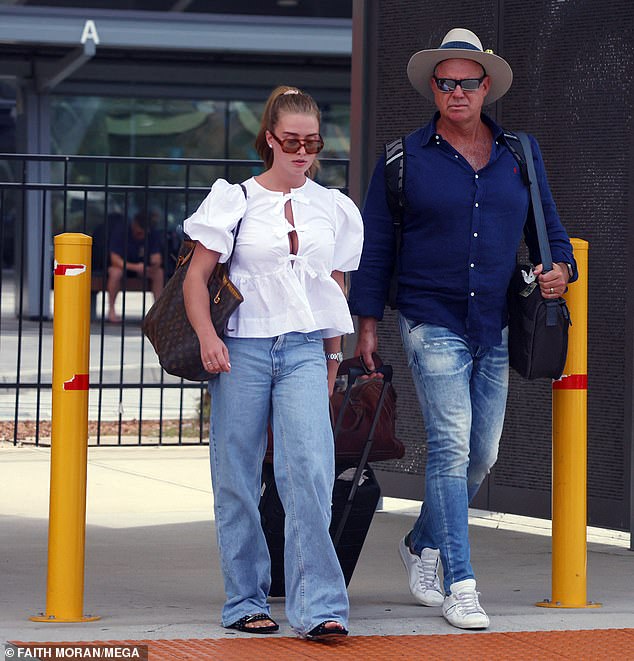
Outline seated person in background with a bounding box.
[107,212,164,322]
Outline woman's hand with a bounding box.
[200,335,231,374]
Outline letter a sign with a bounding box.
[80,19,100,45]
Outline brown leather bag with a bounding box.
[143,186,246,381]
[265,354,404,463]
[142,239,243,381]
[329,355,404,463]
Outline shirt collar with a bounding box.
[419,111,505,146]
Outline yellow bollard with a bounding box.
[31,233,100,623]
[536,238,599,609]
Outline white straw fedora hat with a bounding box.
[407,28,513,104]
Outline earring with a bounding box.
[268,143,272,148]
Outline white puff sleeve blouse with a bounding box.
[183,176,364,339]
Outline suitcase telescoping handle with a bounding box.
[331,361,394,547]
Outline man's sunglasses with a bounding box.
[433,75,486,93]
[270,132,324,154]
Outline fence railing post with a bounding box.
[536,238,600,610]
[31,233,100,623]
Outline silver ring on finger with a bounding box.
[549,287,554,294]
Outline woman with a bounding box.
[183,86,363,639]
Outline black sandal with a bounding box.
[227,613,279,634]
[306,620,349,641]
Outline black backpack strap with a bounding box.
[385,137,406,222]
[500,130,529,186]
[384,136,405,309]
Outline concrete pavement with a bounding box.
[1,443,632,646]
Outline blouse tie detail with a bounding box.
[282,253,318,278]
[272,191,310,215]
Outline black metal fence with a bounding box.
[0,153,349,447]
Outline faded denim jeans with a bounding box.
[208,331,349,635]
[399,316,509,592]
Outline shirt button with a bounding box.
[470,291,475,297]
[473,232,478,237]
[470,263,475,268]
[475,202,479,208]
[475,174,479,179]
[454,154,459,158]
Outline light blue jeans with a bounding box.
[399,316,509,593]
[208,331,349,635]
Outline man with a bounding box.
[348,28,576,630]
[107,212,164,322]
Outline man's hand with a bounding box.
[534,262,569,298]
[355,316,379,372]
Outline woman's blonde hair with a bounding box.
[255,85,321,179]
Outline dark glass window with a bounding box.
[49,93,349,238]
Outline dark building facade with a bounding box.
[350,0,633,538]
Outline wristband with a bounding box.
[325,351,344,363]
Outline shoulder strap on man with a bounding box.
[500,129,545,263]
[385,136,406,223]
[500,130,529,186]
[384,136,405,309]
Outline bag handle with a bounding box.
[517,133,564,327]
[337,353,382,377]
[516,133,553,273]
[225,183,248,271]
[180,182,248,271]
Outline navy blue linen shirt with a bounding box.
[348,113,577,347]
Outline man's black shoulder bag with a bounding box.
[383,131,571,380]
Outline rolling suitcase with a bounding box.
[259,360,394,597]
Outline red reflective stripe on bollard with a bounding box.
[54,262,86,276]
[63,374,90,391]
[552,374,587,390]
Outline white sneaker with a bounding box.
[442,578,490,629]
[398,536,444,607]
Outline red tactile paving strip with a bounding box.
[11,629,634,660]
